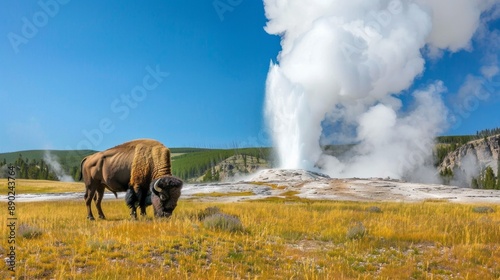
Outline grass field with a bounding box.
[1,195,499,279]
[0,179,84,195]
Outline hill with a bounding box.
[0,150,96,181]
[0,150,96,167]
[171,147,272,181]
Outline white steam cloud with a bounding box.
[264,0,498,180]
[44,151,74,182]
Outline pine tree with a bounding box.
[71,166,79,181]
[471,178,479,189]
[440,167,453,185]
[483,166,496,189]
[202,168,213,182]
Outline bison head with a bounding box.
[150,176,183,218]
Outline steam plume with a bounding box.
[264,0,498,180]
[44,151,74,182]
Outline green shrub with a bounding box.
[472,206,495,213]
[202,213,244,232]
[18,223,43,239]
[346,222,366,240]
[197,206,222,221]
[366,206,382,213]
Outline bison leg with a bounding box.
[125,187,138,219]
[138,188,148,217]
[95,186,106,219]
[151,195,164,217]
[84,186,97,220]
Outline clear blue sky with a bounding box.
[0,1,498,152]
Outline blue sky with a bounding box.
[0,1,498,153]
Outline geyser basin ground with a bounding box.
[7,169,500,204]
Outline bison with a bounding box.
[79,139,183,220]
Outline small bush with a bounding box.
[346,222,366,240]
[202,213,244,232]
[366,206,382,213]
[18,224,43,239]
[198,206,222,221]
[472,206,495,213]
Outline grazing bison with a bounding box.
[79,139,183,220]
[149,176,183,217]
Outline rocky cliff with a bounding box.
[439,134,500,177]
[194,154,270,182]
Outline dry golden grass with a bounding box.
[1,197,499,279]
[0,179,84,195]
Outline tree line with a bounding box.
[476,127,500,139]
[0,155,57,180]
[0,155,80,181]
[440,161,500,190]
[471,164,500,190]
[436,127,500,146]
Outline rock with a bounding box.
[439,135,500,176]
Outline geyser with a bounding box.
[263,0,497,180]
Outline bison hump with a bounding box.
[130,143,171,188]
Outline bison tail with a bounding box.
[79,157,88,181]
[113,191,118,199]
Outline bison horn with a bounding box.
[153,179,162,193]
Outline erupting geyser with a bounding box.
[263,0,498,180]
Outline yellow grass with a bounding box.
[0,179,84,195]
[280,190,301,196]
[1,198,499,279]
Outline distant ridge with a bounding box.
[0,150,97,180]
[0,150,97,164]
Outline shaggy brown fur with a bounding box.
[80,139,175,220]
[130,142,171,191]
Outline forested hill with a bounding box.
[0,150,96,181]
[436,127,500,145]
[171,148,272,181]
